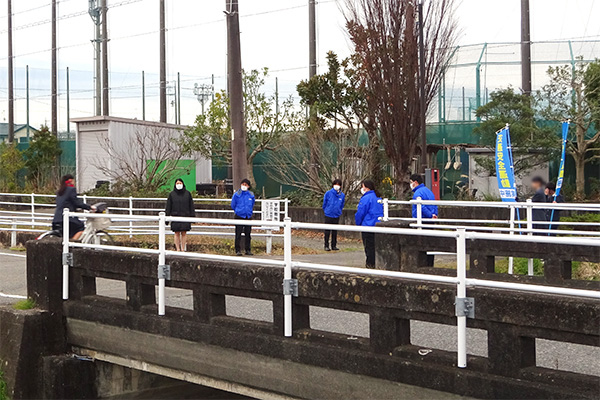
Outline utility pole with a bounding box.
[226,0,248,185]
[88,0,101,116]
[194,83,213,115]
[521,0,532,96]
[51,0,58,136]
[177,72,181,124]
[26,65,30,139]
[142,70,146,120]
[308,0,317,78]
[101,0,109,115]
[418,0,428,171]
[159,0,167,123]
[66,67,70,135]
[7,0,14,143]
[275,77,279,114]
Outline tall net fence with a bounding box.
[431,40,600,123]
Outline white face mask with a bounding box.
[333,185,341,191]
[241,185,248,191]
[175,183,183,190]
[360,188,367,195]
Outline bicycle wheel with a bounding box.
[94,231,115,246]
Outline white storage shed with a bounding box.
[72,116,211,192]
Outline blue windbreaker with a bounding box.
[231,190,255,219]
[322,188,345,218]
[355,190,383,226]
[411,184,438,218]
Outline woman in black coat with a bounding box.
[52,174,94,240]
[165,178,195,251]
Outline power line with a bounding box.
[0,0,145,34]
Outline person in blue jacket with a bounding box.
[355,180,384,268]
[231,178,256,256]
[322,179,345,251]
[410,174,438,266]
[409,174,438,219]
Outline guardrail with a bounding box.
[0,192,289,253]
[60,209,600,369]
[380,197,600,275]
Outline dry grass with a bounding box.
[116,234,318,256]
[573,262,600,281]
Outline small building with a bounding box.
[71,116,212,192]
[0,123,38,143]
[466,148,549,199]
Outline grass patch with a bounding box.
[495,257,544,275]
[116,234,318,256]
[0,368,8,400]
[572,261,600,281]
[8,246,25,252]
[12,298,36,310]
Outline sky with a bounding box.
[0,0,598,130]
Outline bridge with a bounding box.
[0,196,599,399]
[0,203,598,399]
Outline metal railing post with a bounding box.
[526,199,534,276]
[10,218,17,247]
[158,212,166,316]
[416,197,423,229]
[283,217,293,337]
[266,229,273,255]
[62,208,71,300]
[129,196,134,238]
[30,193,35,228]
[508,205,515,274]
[456,227,467,368]
[284,199,289,219]
[383,198,389,221]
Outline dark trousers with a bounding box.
[324,216,340,247]
[52,218,84,238]
[362,232,376,268]
[234,216,252,253]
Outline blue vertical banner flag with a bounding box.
[495,126,517,202]
[547,121,569,229]
[554,121,569,198]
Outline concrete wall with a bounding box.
[21,239,600,399]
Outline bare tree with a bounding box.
[93,126,193,193]
[343,0,458,195]
[266,52,376,194]
[266,125,372,194]
[181,68,301,187]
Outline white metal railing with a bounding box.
[380,198,600,229]
[380,197,600,275]
[0,192,289,253]
[59,209,600,370]
[0,192,289,221]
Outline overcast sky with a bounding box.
[0,0,598,130]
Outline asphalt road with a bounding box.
[1,249,598,378]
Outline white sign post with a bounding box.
[261,200,280,254]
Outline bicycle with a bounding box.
[37,202,115,245]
